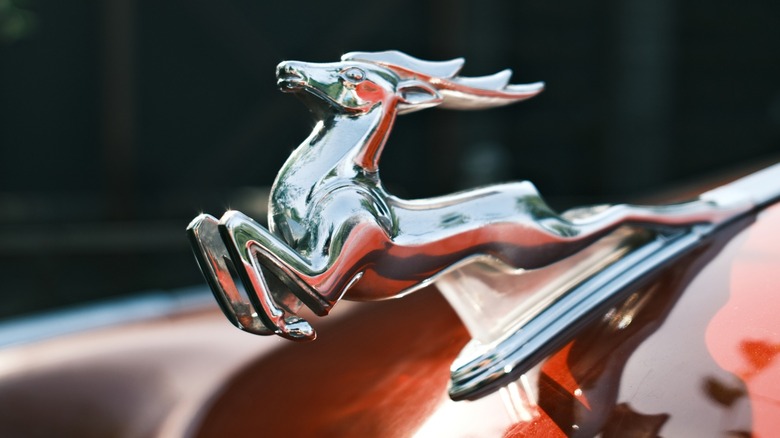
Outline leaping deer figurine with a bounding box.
[188,51,748,341]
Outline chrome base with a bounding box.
[447,224,712,400]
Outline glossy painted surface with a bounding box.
[0,309,281,437]
[192,289,472,437]
[707,203,780,437]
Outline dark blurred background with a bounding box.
[1,1,778,319]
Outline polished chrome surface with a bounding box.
[188,51,779,345]
[700,162,780,209]
[436,226,655,344]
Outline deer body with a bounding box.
[188,51,743,340]
[269,106,393,258]
[263,56,569,302]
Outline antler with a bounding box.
[343,50,544,110]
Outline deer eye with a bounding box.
[340,67,366,84]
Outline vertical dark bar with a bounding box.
[605,0,676,196]
[427,0,464,195]
[459,1,510,190]
[101,0,136,219]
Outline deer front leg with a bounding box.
[189,212,321,341]
[219,210,332,314]
[187,214,275,336]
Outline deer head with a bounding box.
[276,50,544,116]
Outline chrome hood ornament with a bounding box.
[188,51,780,400]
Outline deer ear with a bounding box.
[397,80,443,114]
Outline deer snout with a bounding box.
[276,61,308,79]
[276,61,307,90]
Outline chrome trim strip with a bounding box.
[448,227,708,400]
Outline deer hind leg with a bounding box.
[187,214,275,335]
[569,199,746,236]
[517,194,750,257]
[393,182,741,272]
[512,199,748,269]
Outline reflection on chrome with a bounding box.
[187,50,780,399]
[499,371,540,423]
[600,288,655,331]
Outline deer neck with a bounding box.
[274,103,395,190]
[268,103,395,241]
